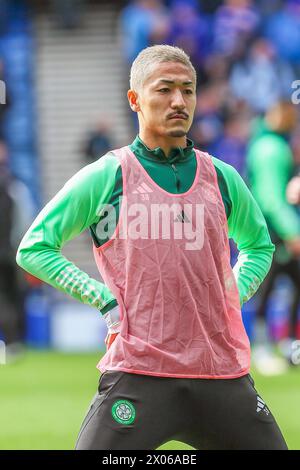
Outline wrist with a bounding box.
[103,305,121,333]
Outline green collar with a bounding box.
[131,135,195,164]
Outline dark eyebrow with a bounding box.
[156,79,194,86]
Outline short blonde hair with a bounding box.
[130,45,197,91]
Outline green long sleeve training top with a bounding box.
[16,135,275,315]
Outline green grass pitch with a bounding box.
[0,350,299,450]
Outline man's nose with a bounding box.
[171,90,185,109]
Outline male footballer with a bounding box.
[16,45,287,450]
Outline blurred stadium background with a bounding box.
[0,0,300,450]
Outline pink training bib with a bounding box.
[93,147,250,378]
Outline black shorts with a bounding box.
[75,371,288,450]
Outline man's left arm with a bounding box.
[213,158,275,306]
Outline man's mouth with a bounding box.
[168,114,188,120]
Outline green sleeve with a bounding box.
[247,135,300,240]
[16,153,119,314]
[212,157,275,306]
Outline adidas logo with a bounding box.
[133,182,153,194]
[256,396,269,415]
[174,210,191,223]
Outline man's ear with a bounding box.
[127,90,140,112]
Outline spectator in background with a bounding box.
[212,0,260,60]
[0,141,34,361]
[229,38,295,114]
[247,102,300,374]
[165,0,211,77]
[264,0,300,73]
[83,119,113,165]
[120,0,169,65]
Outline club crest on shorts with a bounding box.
[112,400,136,424]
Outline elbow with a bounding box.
[269,240,276,260]
[268,240,276,258]
[263,241,275,266]
[264,243,275,275]
[15,227,36,271]
[16,241,33,273]
[16,244,27,269]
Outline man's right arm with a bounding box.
[213,157,275,306]
[16,153,120,315]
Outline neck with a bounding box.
[139,129,187,157]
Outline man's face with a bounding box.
[130,62,197,139]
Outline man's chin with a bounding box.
[167,129,187,138]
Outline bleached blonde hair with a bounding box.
[130,45,197,91]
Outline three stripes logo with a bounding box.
[132,182,153,200]
[256,396,270,416]
[174,210,191,223]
